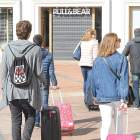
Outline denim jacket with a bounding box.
[91,52,129,103]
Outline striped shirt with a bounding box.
[74,38,99,67]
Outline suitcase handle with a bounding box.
[50,87,63,104]
[116,108,129,134]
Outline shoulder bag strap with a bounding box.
[8,44,16,58]
[103,57,120,80]
[22,44,36,56]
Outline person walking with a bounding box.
[74,29,99,105]
[0,20,47,140]
[91,33,129,140]
[122,28,140,109]
[33,34,58,128]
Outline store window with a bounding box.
[52,7,92,60]
[0,8,13,50]
[41,7,102,60]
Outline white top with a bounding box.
[74,38,99,67]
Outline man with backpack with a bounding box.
[122,28,140,109]
[0,20,46,140]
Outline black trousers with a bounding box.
[9,99,36,140]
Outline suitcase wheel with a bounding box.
[88,106,91,111]
[70,132,73,136]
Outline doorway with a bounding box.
[41,7,102,60]
[129,7,140,40]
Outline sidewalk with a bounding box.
[0,61,140,140]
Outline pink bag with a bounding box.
[106,134,135,140]
[106,108,135,140]
[50,87,74,136]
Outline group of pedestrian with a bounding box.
[76,28,140,140]
[0,19,140,140]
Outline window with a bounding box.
[0,8,13,50]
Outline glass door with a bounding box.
[129,7,140,40]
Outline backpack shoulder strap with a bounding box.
[8,44,36,58]
[23,44,36,56]
[8,44,16,58]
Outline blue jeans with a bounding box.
[131,74,140,108]
[35,90,49,125]
[81,66,92,103]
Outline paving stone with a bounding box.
[0,62,140,140]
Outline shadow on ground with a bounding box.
[131,132,140,139]
[62,117,101,136]
[90,139,100,140]
[62,128,98,136]
[72,128,98,136]
[74,116,101,124]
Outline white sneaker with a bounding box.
[134,107,140,110]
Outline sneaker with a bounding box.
[134,107,140,110]
[35,124,40,128]
[84,100,87,105]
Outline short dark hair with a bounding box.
[16,20,32,40]
[33,34,43,47]
[134,28,140,37]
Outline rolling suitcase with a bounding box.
[87,86,99,111]
[106,108,135,140]
[50,87,74,136]
[41,83,61,140]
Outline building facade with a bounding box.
[0,0,140,60]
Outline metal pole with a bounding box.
[126,109,129,134]
[7,8,9,43]
[92,8,95,29]
[116,108,119,134]
[49,8,52,53]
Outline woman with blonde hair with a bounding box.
[74,29,99,105]
[91,33,129,140]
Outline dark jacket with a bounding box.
[122,37,140,74]
[40,47,57,90]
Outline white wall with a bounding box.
[111,0,124,53]
[112,0,140,53]
[20,0,33,41]
[102,0,111,38]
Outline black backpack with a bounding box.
[8,44,36,88]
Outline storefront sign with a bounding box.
[53,8,91,15]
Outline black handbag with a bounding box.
[103,57,135,105]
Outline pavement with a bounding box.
[0,61,140,140]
